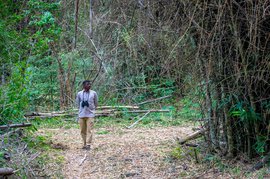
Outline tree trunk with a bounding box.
[56,57,75,110]
[89,0,93,38]
[57,58,67,110]
[74,0,80,49]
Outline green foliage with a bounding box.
[27,0,60,10]
[203,154,220,164]
[115,78,176,105]
[229,102,261,122]
[254,136,268,155]
[21,131,65,178]
[32,117,79,129]
[27,8,61,108]
[171,146,185,159]
[30,11,55,26]
[0,0,62,114]
[120,27,133,47]
[28,56,59,110]
[23,135,49,150]
[0,127,64,178]
[174,97,201,120]
[0,150,6,166]
[171,145,201,165]
[96,130,110,135]
[0,64,31,125]
[0,20,10,59]
[152,79,175,97]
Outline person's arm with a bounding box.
[76,92,81,109]
[75,92,81,122]
[94,92,98,109]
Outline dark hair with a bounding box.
[82,80,91,86]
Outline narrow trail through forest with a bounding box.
[39,126,196,178]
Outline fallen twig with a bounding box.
[79,154,87,166]
[27,152,41,165]
[127,111,151,129]
[0,128,22,138]
[122,109,170,113]
[136,95,172,105]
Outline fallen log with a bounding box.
[25,109,115,116]
[26,110,114,119]
[26,109,168,119]
[97,106,139,109]
[0,168,14,176]
[25,110,78,116]
[0,123,32,130]
[30,113,77,117]
[24,105,138,117]
[127,111,151,129]
[250,152,270,171]
[136,95,172,105]
[178,129,206,144]
[42,105,139,111]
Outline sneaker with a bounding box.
[82,145,91,150]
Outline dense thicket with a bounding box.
[185,0,270,158]
[0,0,269,159]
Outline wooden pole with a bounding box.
[24,105,139,116]
[127,111,151,129]
[178,129,206,144]
[136,95,172,105]
[0,123,32,130]
[0,168,14,176]
[122,109,170,113]
[97,106,139,110]
[24,108,169,119]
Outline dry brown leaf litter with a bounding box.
[37,127,267,179]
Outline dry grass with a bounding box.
[37,126,269,179]
[40,126,194,178]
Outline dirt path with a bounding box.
[43,126,194,179]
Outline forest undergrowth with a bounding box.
[1,0,270,178]
[34,116,270,178]
[1,100,269,178]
